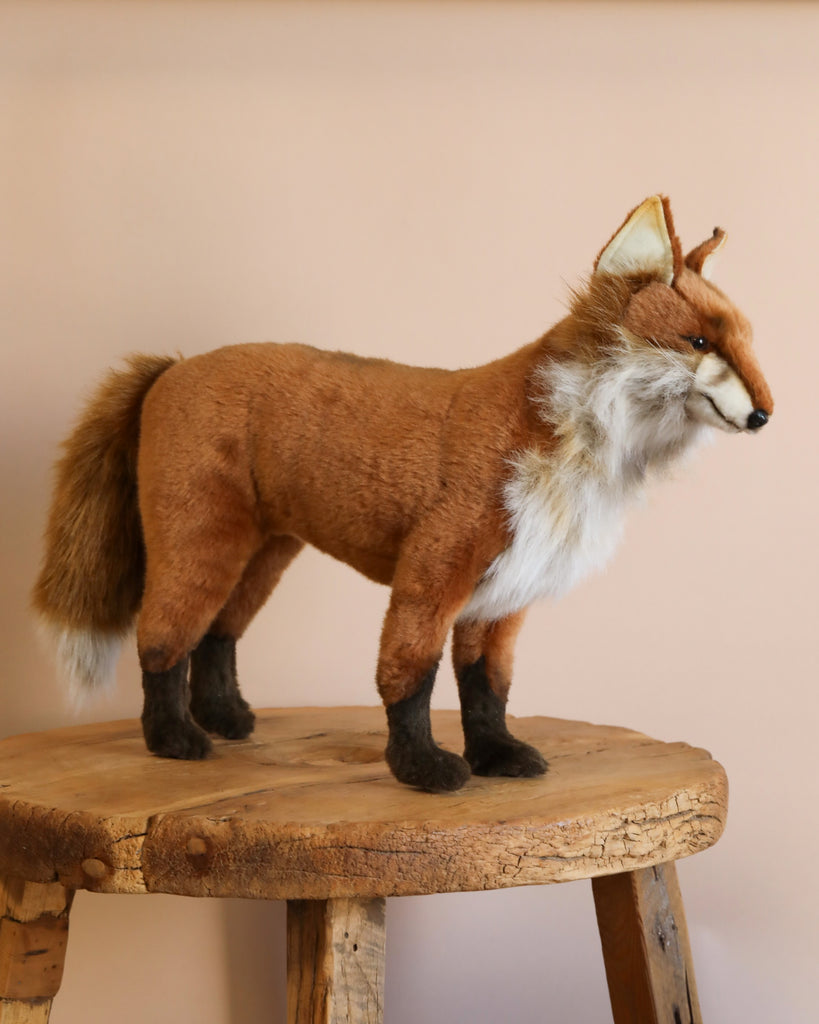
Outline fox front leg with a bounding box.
[378,568,473,792]
[452,612,547,778]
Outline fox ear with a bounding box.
[684,227,726,281]
[594,195,683,285]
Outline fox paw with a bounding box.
[465,737,548,778]
[386,741,471,793]
[143,716,213,761]
[190,697,256,740]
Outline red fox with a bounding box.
[33,196,772,792]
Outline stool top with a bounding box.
[0,708,727,899]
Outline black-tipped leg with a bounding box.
[457,657,547,778]
[385,666,471,793]
[141,657,212,760]
[189,633,256,740]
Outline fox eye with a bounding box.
[683,335,709,351]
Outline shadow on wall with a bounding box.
[0,445,67,736]
[223,900,287,1024]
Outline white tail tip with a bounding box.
[53,627,123,707]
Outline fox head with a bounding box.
[592,195,773,435]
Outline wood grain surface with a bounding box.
[0,708,727,899]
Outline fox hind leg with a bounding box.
[137,494,264,758]
[189,633,253,739]
[189,536,304,739]
[141,656,212,760]
[452,612,547,778]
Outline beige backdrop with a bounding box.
[1,2,815,1021]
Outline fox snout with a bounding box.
[687,352,772,433]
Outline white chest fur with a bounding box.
[459,448,630,622]
[458,344,708,624]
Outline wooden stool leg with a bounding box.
[0,877,74,1024]
[592,863,702,1024]
[286,898,385,1024]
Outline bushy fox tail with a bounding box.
[32,354,178,698]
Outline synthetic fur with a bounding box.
[141,656,211,760]
[685,227,726,280]
[385,664,472,793]
[595,195,683,285]
[189,634,255,739]
[32,354,178,696]
[456,656,547,777]
[33,196,773,792]
[674,270,771,412]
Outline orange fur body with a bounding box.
[135,340,542,700]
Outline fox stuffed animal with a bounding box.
[33,196,772,792]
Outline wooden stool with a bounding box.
[0,707,727,1023]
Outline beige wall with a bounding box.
[1,2,815,1021]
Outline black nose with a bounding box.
[747,409,769,430]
